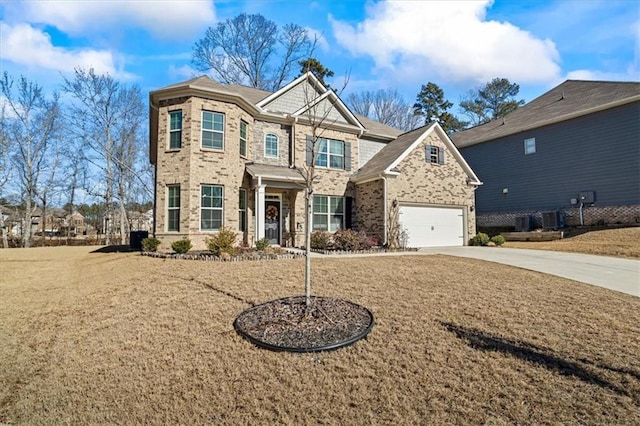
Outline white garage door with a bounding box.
[399,205,465,247]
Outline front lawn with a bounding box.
[1,247,638,424]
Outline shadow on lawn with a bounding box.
[440,321,633,398]
[167,274,256,307]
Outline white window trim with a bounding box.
[200,184,224,232]
[524,138,536,155]
[315,138,345,170]
[264,133,279,158]
[312,195,344,232]
[427,145,439,164]
[240,120,248,158]
[168,110,182,150]
[201,111,225,151]
[167,185,180,232]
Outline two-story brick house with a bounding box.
[149,73,481,250]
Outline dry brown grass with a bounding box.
[505,226,640,259]
[1,246,639,424]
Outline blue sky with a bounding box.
[1,0,638,112]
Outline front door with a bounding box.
[264,199,280,245]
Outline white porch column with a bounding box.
[255,183,266,240]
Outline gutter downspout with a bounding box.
[382,174,387,246]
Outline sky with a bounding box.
[1,0,638,113]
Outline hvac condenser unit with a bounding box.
[542,211,564,230]
[515,215,533,232]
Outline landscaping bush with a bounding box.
[471,232,490,246]
[490,235,506,246]
[206,227,237,256]
[141,237,161,252]
[332,229,374,251]
[255,237,270,251]
[310,231,331,250]
[171,239,192,254]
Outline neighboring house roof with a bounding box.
[351,122,482,185]
[451,80,640,148]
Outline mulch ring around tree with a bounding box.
[234,296,374,352]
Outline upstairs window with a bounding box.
[169,110,182,149]
[239,120,248,157]
[316,138,344,169]
[202,111,224,150]
[265,133,278,158]
[167,185,180,232]
[426,145,445,165]
[524,138,536,155]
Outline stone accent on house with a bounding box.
[386,133,477,242]
[252,121,291,167]
[354,179,385,243]
[477,205,640,229]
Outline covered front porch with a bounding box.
[246,163,306,247]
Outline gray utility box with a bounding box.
[515,215,534,232]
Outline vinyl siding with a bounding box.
[460,101,640,214]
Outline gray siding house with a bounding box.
[451,80,640,230]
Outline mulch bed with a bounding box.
[234,296,374,352]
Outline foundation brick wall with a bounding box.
[354,179,385,243]
[478,205,640,229]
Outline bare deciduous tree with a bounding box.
[347,89,420,132]
[192,13,314,91]
[1,72,61,248]
[63,68,147,245]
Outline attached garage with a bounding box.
[399,205,465,247]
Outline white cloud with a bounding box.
[330,0,561,85]
[168,64,200,81]
[566,68,639,82]
[13,0,216,40]
[0,23,133,79]
[305,27,329,52]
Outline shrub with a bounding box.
[472,232,490,246]
[491,235,506,246]
[206,227,237,256]
[310,231,331,250]
[141,237,161,252]
[332,229,360,251]
[255,237,270,251]
[171,239,192,254]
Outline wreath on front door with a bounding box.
[266,205,279,221]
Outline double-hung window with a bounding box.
[313,195,344,232]
[239,120,248,157]
[169,110,182,149]
[167,185,180,231]
[202,111,224,150]
[265,133,278,158]
[201,185,223,231]
[315,138,344,169]
[524,138,536,155]
[238,188,247,232]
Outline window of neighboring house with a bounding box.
[202,111,224,150]
[169,110,182,149]
[265,133,278,158]
[238,188,247,232]
[201,184,223,231]
[524,138,536,155]
[167,185,180,232]
[425,144,445,165]
[315,138,344,169]
[240,120,248,157]
[313,195,344,232]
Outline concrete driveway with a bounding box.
[419,246,640,297]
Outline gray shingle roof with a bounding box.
[451,80,640,148]
[245,163,305,182]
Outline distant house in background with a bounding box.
[451,80,640,230]
[34,208,86,236]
